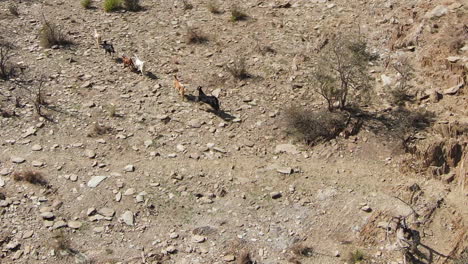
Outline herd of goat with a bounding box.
[93,29,221,112]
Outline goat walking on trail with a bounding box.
[101,41,115,56]
[197,86,220,111]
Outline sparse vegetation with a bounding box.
[39,19,72,48]
[103,0,122,12]
[238,251,253,264]
[310,33,373,111]
[123,0,141,11]
[284,107,348,145]
[207,1,221,14]
[226,58,249,80]
[89,123,112,137]
[230,5,247,22]
[387,59,414,106]
[347,249,365,264]
[291,243,314,257]
[455,248,468,264]
[12,170,48,186]
[8,4,19,16]
[186,27,208,44]
[0,41,16,80]
[81,0,92,9]
[182,0,193,10]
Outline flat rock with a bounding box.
[211,88,221,97]
[31,144,43,151]
[40,212,55,219]
[98,207,115,217]
[22,230,34,239]
[444,84,462,95]
[0,169,10,176]
[124,165,135,172]
[361,205,372,212]
[52,220,67,229]
[223,255,236,262]
[84,149,96,159]
[121,211,134,226]
[425,5,448,19]
[87,176,107,188]
[67,221,82,229]
[32,161,44,167]
[69,174,78,182]
[275,144,299,155]
[188,119,204,128]
[0,177,4,187]
[191,235,206,243]
[11,157,26,164]
[277,167,293,174]
[270,192,282,199]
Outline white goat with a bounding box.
[93,28,101,47]
[133,54,145,75]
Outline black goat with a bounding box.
[100,41,115,56]
[197,86,220,111]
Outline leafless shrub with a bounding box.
[237,251,253,264]
[8,4,19,16]
[207,1,221,14]
[122,0,141,11]
[387,59,414,106]
[0,41,16,80]
[39,18,72,48]
[88,123,112,137]
[182,0,193,10]
[284,107,348,145]
[291,243,314,258]
[310,33,373,111]
[13,170,48,186]
[347,249,365,264]
[230,5,247,22]
[226,58,250,80]
[455,248,468,264]
[186,27,208,44]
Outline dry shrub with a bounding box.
[89,123,112,137]
[81,0,91,9]
[347,249,365,264]
[186,27,208,44]
[182,0,193,10]
[284,107,348,146]
[0,192,5,200]
[13,170,48,186]
[238,251,253,264]
[455,249,468,264]
[8,4,19,16]
[290,243,314,257]
[39,20,72,48]
[0,41,16,80]
[230,5,247,22]
[226,58,249,80]
[207,1,221,14]
[122,0,141,11]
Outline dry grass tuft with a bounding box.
[13,170,48,186]
[186,27,208,44]
[207,1,221,14]
[182,0,193,10]
[8,4,19,16]
[230,5,248,22]
[81,0,91,9]
[39,20,72,48]
[89,123,112,137]
[347,249,365,264]
[226,58,250,80]
[238,251,253,264]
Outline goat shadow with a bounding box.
[183,94,236,122]
[145,71,158,80]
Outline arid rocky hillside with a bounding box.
[0,0,466,264]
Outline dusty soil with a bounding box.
[0,0,467,263]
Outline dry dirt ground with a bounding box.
[0,0,467,263]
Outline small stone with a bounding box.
[277,167,293,174]
[361,205,372,212]
[188,119,204,128]
[67,221,82,229]
[199,197,213,204]
[11,157,26,164]
[93,227,105,233]
[0,168,10,176]
[87,176,107,188]
[87,208,96,216]
[6,241,20,250]
[22,231,34,239]
[52,220,67,229]
[165,246,177,254]
[144,140,153,148]
[191,235,206,243]
[124,188,135,196]
[31,144,43,151]
[32,161,44,167]
[176,144,186,152]
[12,250,23,260]
[169,232,179,239]
[275,144,299,155]
[0,177,5,187]
[115,192,122,202]
[41,212,55,219]
[270,192,282,199]
[124,165,135,172]
[121,211,134,226]
[98,208,115,217]
[223,255,236,262]
[444,84,462,95]
[84,149,96,159]
[334,251,340,257]
[69,174,78,182]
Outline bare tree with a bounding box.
[310,34,373,111]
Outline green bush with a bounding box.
[103,0,122,12]
[230,5,247,22]
[81,0,91,9]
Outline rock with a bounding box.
[12,250,23,260]
[6,241,20,250]
[40,212,55,219]
[191,235,206,243]
[176,144,186,152]
[361,205,372,212]
[87,208,96,216]
[334,251,340,257]
[121,211,134,226]
[0,177,4,187]
[169,232,179,239]
[0,168,10,176]
[447,56,461,63]
[144,140,153,148]
[124,165,135,172]
[52,220,67,229]
[22,231,34,239]
[275,144,299,155]
[136,191,147,203]
[165,246,177,254]
[444,84,462,95]
[115,192,122,202]
[425,5,448,19]
[381,74,394,86]
[270,192,282,199]
[11,157,26,164]
[69,174,78,182]
[124,188,135,196]
[199,197,213,204]
[211,88,221,97]
[67,221,82,229]
[31,144,42,151]
[84,149,96,159]
[277,167,293,174]
[22,126,37,138]
[188,119,204,128]
[32,161,44,167]
[223,255,236,262]
[93,227,105,233]
[98,207,115,217]
[87,176,107,188]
